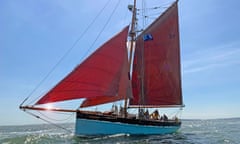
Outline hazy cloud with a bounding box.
[183,41,240,74]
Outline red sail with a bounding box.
[36,26,130,105]
[81,36,131,107]
[130,2,182,107]
[80,96,122,108]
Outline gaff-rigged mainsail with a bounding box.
[35,26,130,106]
[130,2,182,107]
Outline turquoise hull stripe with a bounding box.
[75,118,180,135]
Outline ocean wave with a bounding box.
[1,119,240,144]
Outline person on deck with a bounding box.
[163,114,168,121]
[150,110,160,120]
[144,109,150,119]
[119,106,124,117]
[111,104,118,115]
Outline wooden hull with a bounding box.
[75,111,181,135]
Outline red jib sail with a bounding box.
[130,2,182,107]
[36,26,130,106]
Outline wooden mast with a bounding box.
[124,0,137,118]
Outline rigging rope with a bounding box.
[23,0,113,106]
[78,0,122,63]
[24,110,72,133]
[136,1,174,29]
[37,111,74,122]
[137,1,174,11]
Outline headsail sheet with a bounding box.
[36,26,130,105]
[130,2,182,107]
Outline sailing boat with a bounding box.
[20,0,184,135]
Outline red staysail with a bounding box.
[36,26,130,105]
[81,33,131,107]
[130,2,182,107]
[81,96,122,108]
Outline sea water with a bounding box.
[0,118,239,144]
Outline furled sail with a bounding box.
[36,26,130,105]
[130,2,182,107]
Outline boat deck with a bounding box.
[77,110,181,127]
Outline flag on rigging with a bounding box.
[143,34,153,41]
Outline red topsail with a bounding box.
[36,26,130,105]
[130,2,182,107]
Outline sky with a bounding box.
[1,0,240,126]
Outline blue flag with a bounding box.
[143,34,153,41]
